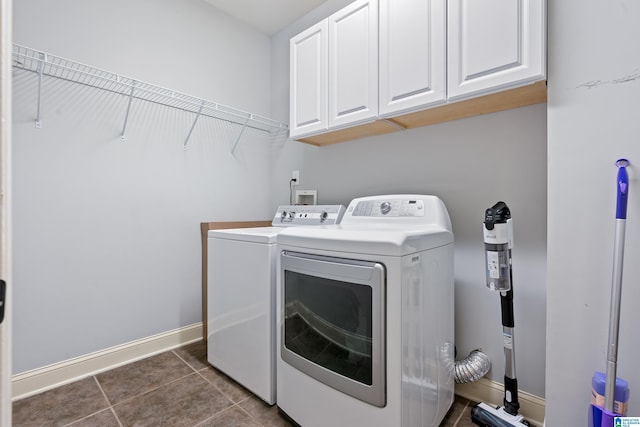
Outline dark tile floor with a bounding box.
[13,340,478,426]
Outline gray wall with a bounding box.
[270,2,547,399]
[12,0,274,373]
[546,0,640,424]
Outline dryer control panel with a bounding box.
[351,198,425,217]
[273,205,346,226]
[341,195,452,231]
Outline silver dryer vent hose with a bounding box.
[454,349,491,384]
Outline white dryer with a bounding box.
[276,195,455,427]
[207,204,345,405]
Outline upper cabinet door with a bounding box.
[290,20,328,138]
[379,0,446,117]
[447,0,546,100]
[328,0,378,128]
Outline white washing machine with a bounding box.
[276,195,455,427]
[207,204,345,405]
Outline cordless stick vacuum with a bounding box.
[471,202,529,427]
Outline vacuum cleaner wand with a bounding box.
[472,202,528,426]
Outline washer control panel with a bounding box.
[351,198,425,217]
[273,205,346,226]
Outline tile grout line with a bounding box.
[192,366,239,407]
[91,369,204,416]
[187,359,268,427]
[59,409,115,427]
[93,375,113,407]
[170,345,268,427]
[58,377,122,427]
[171,347,241,408]
[235,397,271,427]
[171,349,202,375]
[123,370,201,403]
[190,405,228,427]
[174,350,247,426]
[190,402,249,427]
[452,400,470,427]
[109,406,125,427]
[93,375,124,427]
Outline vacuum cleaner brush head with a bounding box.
[471,402,529,427]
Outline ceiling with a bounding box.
[203,0,328,36]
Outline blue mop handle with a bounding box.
[616,159,629,219]
[604,158,630,413]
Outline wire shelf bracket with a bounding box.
[35,52,46,128]
[231,117,250,155]
[120,80,136,142]
[183,100,205,150]
[12,44,289,148]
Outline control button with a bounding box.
[380,201,392,215]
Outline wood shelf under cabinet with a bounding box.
[296,80,547,147]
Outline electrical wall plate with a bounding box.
[295,189,318,205]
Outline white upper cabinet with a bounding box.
[289,0,547,145]
[379,0,446,116]
[328,0,378,128]
[447,0,546,100]
[290,20,328,138]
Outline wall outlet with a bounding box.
[292,170,300,185]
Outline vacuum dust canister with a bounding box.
[483,204,513,291]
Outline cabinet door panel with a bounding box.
[448,0,545,100]
[290,21,328,138]
[328,0,378,128]
[464,1,519,78]
[379,0,446,116]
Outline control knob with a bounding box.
[380,201,392,215]
[320,211,328,222]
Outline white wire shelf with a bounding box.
[12,44,289,148]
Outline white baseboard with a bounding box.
[12,323,203,401]
[456,378,545,427]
